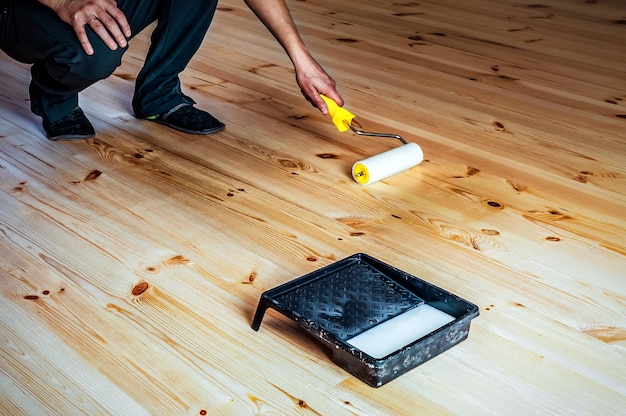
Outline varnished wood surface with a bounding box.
[1,0,625,414]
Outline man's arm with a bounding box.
[244,0,343,114]
[38,0,130,55]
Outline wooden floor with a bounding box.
[1,0,625,414]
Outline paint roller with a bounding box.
[320,95,424,185]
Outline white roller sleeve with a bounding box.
[351,142,424,185]
[346,304,455,358]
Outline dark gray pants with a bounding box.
[0,0,218,124]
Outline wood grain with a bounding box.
[1,0,625,414]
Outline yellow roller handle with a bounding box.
[320,94,355,132]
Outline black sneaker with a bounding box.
[145,104,225,135]
[43,107,95,141]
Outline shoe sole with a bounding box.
[148,118,225,135]
[47,132,96,141]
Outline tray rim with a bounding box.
[252,253,479,361]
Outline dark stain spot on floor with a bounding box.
[392,12,425,16]
[84,170,102,181]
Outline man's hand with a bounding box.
[292,52,343,115]
[39,0,131,55]
[244,0,344,114]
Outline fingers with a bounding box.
[101,6,132,46]
[307,89,329,114]
[294,58,344,114]
[74,20,95,55]
[316,88,344,114]
[80,13,130,55]
[301,78,344,115]
[323,90,344,108]
[64,1,131,55]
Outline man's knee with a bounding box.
[45,46,125,90]
[74,49,124,82]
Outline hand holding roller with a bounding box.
[320,95,424,185]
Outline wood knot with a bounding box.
[484,200,504,209]
[481,229,500,236]
[132,282,149,296]
[243,271,257,285]
[84,170,102,181]
[166,255,191,266]
[316,153,338,159]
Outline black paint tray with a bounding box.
[251,253,479,387]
